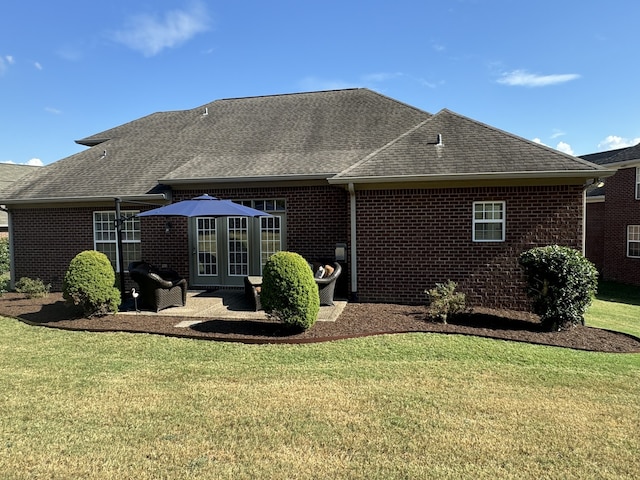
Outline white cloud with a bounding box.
[532,137,574,155]
[362,72,403,83]
[597,135,640,151]
[112,1,210,57]
[299,76,359,91]
[34,62,43,70]
[0,55,15,75]
[556,141,574,155]
[45,107,62,115]
[1,158,43,166]
[498,69,580,87]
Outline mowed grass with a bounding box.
[1,290,639,479]
[585,281,640,338]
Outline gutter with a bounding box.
[328,169,616,185]
[160,174,333,185]
[0,193,169,206]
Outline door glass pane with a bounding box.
[197,217,217,276]
[261,215,281,270]
[228,217,248,276]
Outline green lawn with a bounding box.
[0,289,639,479]
[585,281,640,337]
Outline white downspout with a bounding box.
[348,183,358,299]
[582,188,587,255]
[7,210,15,290]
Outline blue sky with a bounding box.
[1,0,639,166]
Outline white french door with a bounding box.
[191,216,250,287]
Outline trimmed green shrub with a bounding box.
[425,280,466,323]
[519,245,598,331]
[0,237,10,275]
[63,250,120,317]
[261,251,320,330]
[15,277,51,298]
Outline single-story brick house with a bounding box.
[0,89,611,309]
[582,144,640,285]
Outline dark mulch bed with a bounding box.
[1,293,639,353]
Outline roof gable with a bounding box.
[332,109,605,181]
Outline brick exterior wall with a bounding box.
[598,167,640,285]
[585,201,605,273]
[9,185,350,292]
[9,183,585,310]
[354,185,584,310]
[11,207,96,290]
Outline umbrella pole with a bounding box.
[114,198,126,305]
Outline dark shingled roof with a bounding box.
[0,89,608,202]
[580,143,640,166]
[0,164,41,225]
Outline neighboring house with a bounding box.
[0,163,41,237]
[582,144,640,286]
[0,89,610,309]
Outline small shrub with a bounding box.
[0,272,9,296]
[425,280,466,323]
[261,251,320,331]
[519,245,598,331]
[15,277,51,298]
[0,237,9,275]
[63,250,120,317]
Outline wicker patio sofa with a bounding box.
[128,261,188,312]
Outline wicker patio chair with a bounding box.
[128,261,188,312]
[315,262,342,306]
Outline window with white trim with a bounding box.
[94,211,140,271]
[473,201,505,242]
[636,167,640,199]
[628,225,640,258]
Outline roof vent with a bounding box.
[203,107,208,116]
[436,133,444,147]
[100,150,107,159]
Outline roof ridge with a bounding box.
[195,88,432,116]
[195,88,365,109]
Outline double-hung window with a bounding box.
[94,211,141,271]
[473,201,505,242]
[628,225,640,258]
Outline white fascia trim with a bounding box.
[0,193,169,206]
[328,169,616,185]
[598,159,640,170]
[160,174,333,185]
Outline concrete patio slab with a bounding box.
[122,289,346,323]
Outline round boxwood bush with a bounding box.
[63,250,121,317]
[519,245,598,331]
[260,251,320,331]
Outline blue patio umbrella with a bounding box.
[137,194,270,218]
